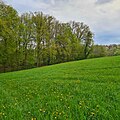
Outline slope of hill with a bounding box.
[0,56,120,120]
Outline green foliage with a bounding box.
[114,46,120,55]
[0,2,94,72]
[89,45,107,58]
[0,56,120,119]
[0,1,20,71]
[106,45,120,56]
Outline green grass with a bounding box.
[0,56,120,120]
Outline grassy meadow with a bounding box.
[0,56,120,120]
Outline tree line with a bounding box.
[90,44,120,58]
[1,1,120,73]
[0,1,94,72]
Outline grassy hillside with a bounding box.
[0,56,120,120]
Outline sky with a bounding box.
[2,0,120,45]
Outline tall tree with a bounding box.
[0,2,19,72]
[32,12,47,66]
[20,13,35,67]
[83,31,94,59]
[70,21,94,59]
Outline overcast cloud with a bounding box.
[95,0,114,5]
[3,0,120,45]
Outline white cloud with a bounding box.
[3,0,120,44]
[50,0,55,5]
[95,0,114,5]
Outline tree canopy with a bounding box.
[0,1,94,72]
